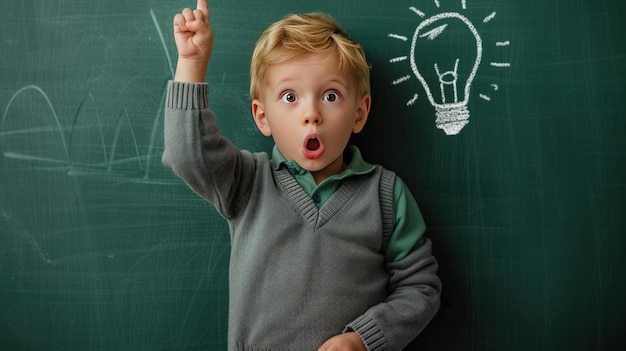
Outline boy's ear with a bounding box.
[252,99,272,136]
[352,94,371,134]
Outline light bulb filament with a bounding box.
[434,59,460,104]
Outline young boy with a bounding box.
[162,1,441,350]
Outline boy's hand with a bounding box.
[317,332,367,351]
[173,0,213,82]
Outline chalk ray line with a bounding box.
[483,11,496,23]
[409,6,425,17]
[388,33,408,41]
[392,75,412,85]
[390,56,408,63]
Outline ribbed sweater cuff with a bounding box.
[345,315,387,351]
[166,80,209,110]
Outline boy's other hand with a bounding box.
[317,332,367,351]
[173,0,213,82]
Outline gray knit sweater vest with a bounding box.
[228,159,394,351]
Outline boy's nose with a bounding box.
[301,102,323,125]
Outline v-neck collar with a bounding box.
[273,167,361,230]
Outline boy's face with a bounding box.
[252,52,371,183]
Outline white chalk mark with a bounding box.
[1,85,70,161]
[3,152,68,164]
[434,59,461,104]
[143,83,168,179]
[70,93,108,166]
[409,6,425,17]
[22,229,57,265]
[109,110,144,173]
[150,9,175,78]
[410,12,482,135]
[392,75,412,85]
[0,126,69,137]
[388,3,511,136]
[388,33,408,41]
[435,105,469,135]
[1,81,169,182]
[420,24,449,40]
[390,56,408,63]
[483,12,497,23]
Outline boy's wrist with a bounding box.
[174,58,208,82]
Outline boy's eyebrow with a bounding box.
[325,78,350,89]
[271,76,350,90]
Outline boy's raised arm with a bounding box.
[173,0,213,82]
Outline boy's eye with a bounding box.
[323,91,341,102]
[280,92,297,103]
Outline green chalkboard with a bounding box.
[1,0,625,350]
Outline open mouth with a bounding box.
[306,137,320,151]
[303,134,324,160]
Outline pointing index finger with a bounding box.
[197,0,209,19]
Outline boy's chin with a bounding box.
[306,157,344,174]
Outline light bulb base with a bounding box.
[435,105,470,135]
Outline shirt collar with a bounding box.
[270,145,375,177]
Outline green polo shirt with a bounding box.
[270,145,426,262]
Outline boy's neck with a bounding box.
[311,155,347,184]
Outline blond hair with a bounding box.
[250,12,370,99]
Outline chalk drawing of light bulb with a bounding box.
[389,3,511,136]
[410,12,481,135]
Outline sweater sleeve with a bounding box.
[346,236,441,350]
[345,173,440,350]
[161,81,256,219]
